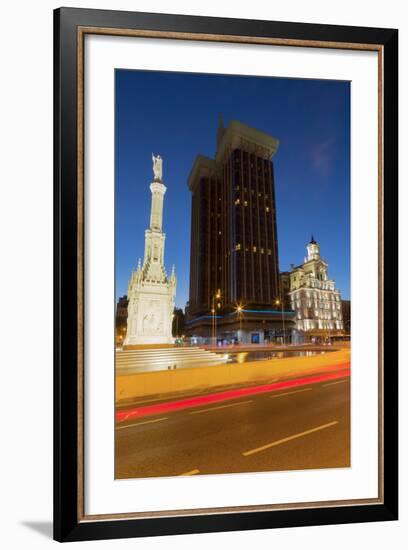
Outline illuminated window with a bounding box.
[267,249,272,255]
[260,248,264,254]
[253,246,257,252]
[244,200,248,206]
[235,243,241,251]
[234,198,240,205]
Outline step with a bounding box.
[116,350,214,357]
[116,355,228,365]
[116,353,222,359]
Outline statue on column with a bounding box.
[152,154,163,181]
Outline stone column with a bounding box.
[149,181,166,232]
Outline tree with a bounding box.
[172,307,185,337]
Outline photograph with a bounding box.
[114,69,351,480]
[50,4,398,542]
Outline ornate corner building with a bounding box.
[280,237,344,340]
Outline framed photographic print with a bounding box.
[54,7,398,542]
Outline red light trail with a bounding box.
[116,363,350,423]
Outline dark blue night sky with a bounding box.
[115,70,350,308]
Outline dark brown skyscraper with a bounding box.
[186,119,293,343]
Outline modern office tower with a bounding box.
[186,118,294,344]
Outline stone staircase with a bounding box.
[116,346,229,373]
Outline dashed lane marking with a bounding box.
[322,380,348,388]
[242,421,339,456]
[116,417,168,430]
[189,400,253,415]
[269,388,312,399]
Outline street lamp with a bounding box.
[275,298,286,346]
[236,305,243,344]
[212,289,221,346]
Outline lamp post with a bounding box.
[275,298,286,346]
[236,305,243,344]
[212,289,221,346]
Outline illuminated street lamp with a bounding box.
[211,289,222,345]
[236,305,243,343]
[275,297,286,346]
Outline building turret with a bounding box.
[306,235,321,262]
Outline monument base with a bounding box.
[123,334,174,347]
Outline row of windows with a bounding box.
[292,299,341,307]
[292,301,341,310]
[234,198,271,212]
[291,290,340,301]
[297,319,344,330]
[235,187,270,198]
[234,157,270,167]
[296,310,341,321]
[235,244,273,255]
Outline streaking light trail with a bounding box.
[116,363,350,423]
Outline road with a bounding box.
[115,376,350,479]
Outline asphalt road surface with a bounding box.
[115,377,350,479]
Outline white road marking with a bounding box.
[121,389,209,406]
[269,388,312,399]
[322,379,348,388]
[178,469,200,476]
[116,417,168,430]
[242,421,339,456]
[189,400,253,415]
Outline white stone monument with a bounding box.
[124,155,176,346]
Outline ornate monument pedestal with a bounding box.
[124,155,176,346]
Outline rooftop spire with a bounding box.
[310,234,317,244]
